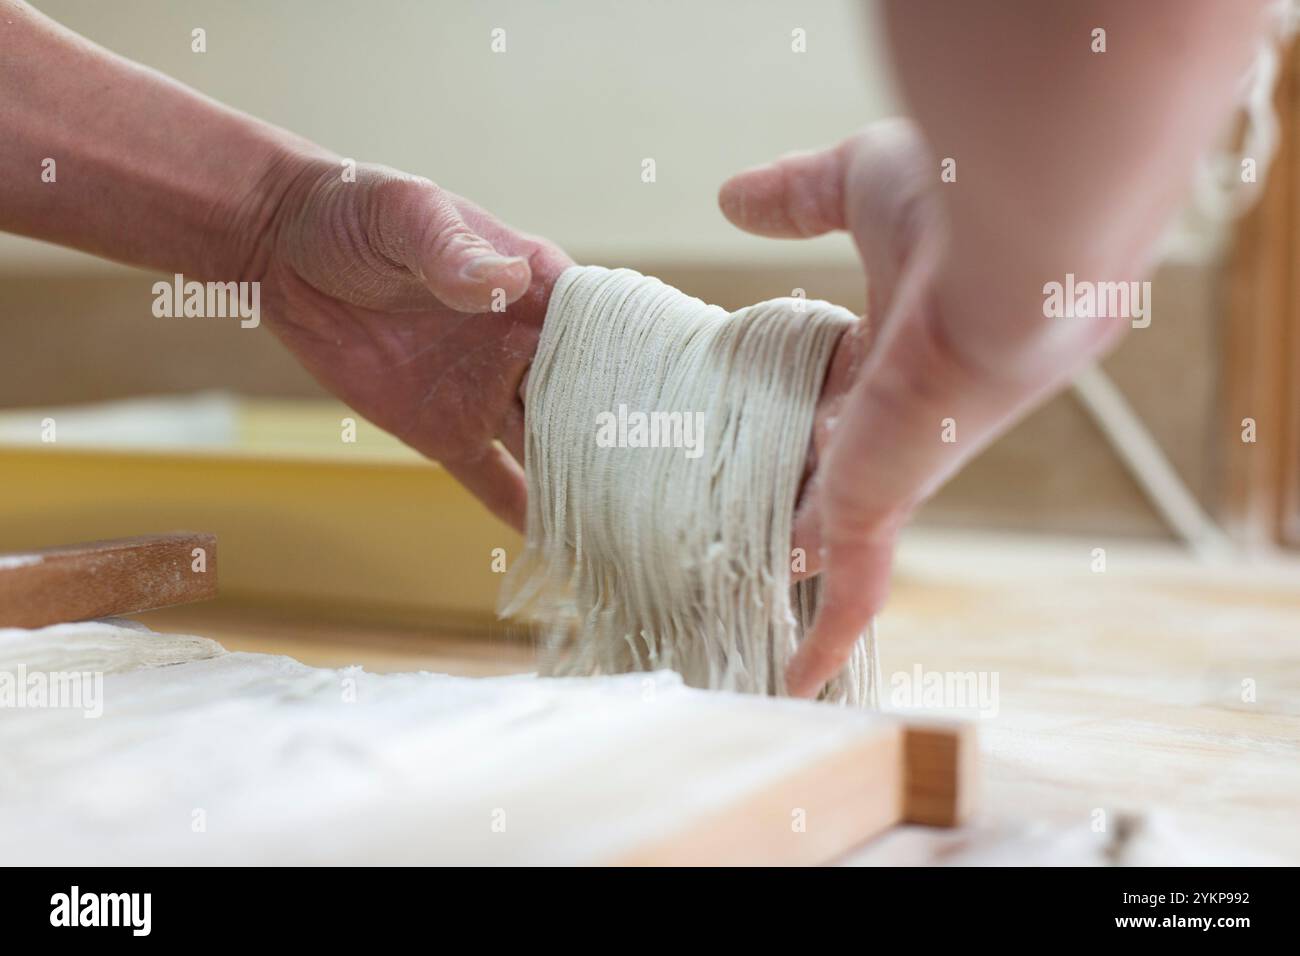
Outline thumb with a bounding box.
[719,121,939,328]
[717,142,851,238]
[371,175,532,313]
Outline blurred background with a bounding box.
[2,1,1299,653]
[4,0,1298,869]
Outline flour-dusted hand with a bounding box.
[252,158,573,530]
[720,0,1270,697]
[0,1,576,532]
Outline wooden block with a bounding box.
[0,533,217,628]
[902,720,979,826]
[612,722,905,866]
[614,716,976,866]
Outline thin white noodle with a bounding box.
[501,266,876,706]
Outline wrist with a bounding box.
[215,132,339,284]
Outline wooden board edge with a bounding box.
[607,723,904,866]
[902,720,978,827]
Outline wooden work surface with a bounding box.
[137,530,1300,865]
[4,620,966,866]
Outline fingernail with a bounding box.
[461,254,528,282]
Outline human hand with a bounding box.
[720,119,1127,697]
[248,156,574,530]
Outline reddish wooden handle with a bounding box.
[0,532,217,628]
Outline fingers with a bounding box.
[717,143,851,238]
[440,444,529,533]
[793,319,872,582]
[790,480,824,582]
[371,175,532,313]
[786,533,896,698]
[785,228,956,698]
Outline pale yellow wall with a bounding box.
[7,0,897,273]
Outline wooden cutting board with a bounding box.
[0,618,974,865]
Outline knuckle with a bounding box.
[369,171,444,232]
[846,120,937,244]
[425,219,485,264]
